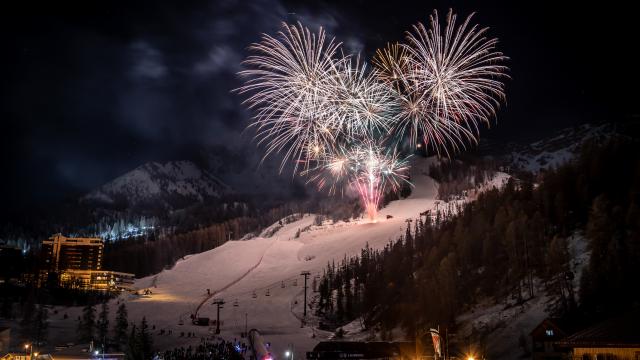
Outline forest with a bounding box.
[314,136,640,340]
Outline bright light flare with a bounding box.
[307,140,410,220]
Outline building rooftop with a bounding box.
[556,312,640,347]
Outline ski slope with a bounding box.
[118,157,508,358]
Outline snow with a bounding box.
[509,123,612,173]
[455,233,590,359]
[42,156,512,358]
[115,157,441,357]
[83,160,231,206]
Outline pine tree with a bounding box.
[126,324,140,360]
[114,303,129,348]
[336,284,344,322]
[79,304,96,343]
[138,317,153,359]
[33,306,48,345]
[345,280,353,320]
[97,302,109,350]
[582,195,616,311]
[20,290,36,337]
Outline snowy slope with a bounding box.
[106,157,512,358]
[83,160,231,208]
[508,123,612,173]
[94,157,435,355]
[455,233,591,360]
[40,156,512,358]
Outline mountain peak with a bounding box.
[83,160,231,209]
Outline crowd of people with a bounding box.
[161,339,248,360]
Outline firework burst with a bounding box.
[325,57,399,140]
[347,140,410,220]
[237,22,342,171]
[306,139,410,220]
[372,42,410,91]
[394,9,509,154]
[237,11,507,220]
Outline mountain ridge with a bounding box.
[82,160,231,210]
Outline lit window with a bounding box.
[545,329,554,336]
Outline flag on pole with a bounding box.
[430,328,442,358]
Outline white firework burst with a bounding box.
[381,9,508,154]
[237,22,342,171]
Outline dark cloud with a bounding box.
[2,0,638,211]
[2,0,371,209]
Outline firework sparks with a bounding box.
[372,42,409,90]
[325,57,399,140]
[237,22,342,171]
[395,9,509,154]
[306,140,410,220]
[236,11,507,220]
[348,141,410,220]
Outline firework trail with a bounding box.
[306,139,410,220]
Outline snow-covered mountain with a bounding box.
[42,157,510,357]
[507,123,613,172]
[83,160,231,209]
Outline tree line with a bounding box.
[315,136,640,339]
[103,203,305,277]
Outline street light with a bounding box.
[286,344,294,360]
[33,352,39,359]
[25,344,32,359]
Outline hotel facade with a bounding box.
[41,234,134,291]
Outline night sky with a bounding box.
[2,0,638,211]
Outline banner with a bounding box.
[429,328,442,358]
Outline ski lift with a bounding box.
[252,291,257,299]
[281,281,285,288]
[265,289,270,296]
[233,299,239,307]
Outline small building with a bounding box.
[59,269,135,291]
[555,312,640,360]
[306,341,422,360]
[530,318,575,359]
